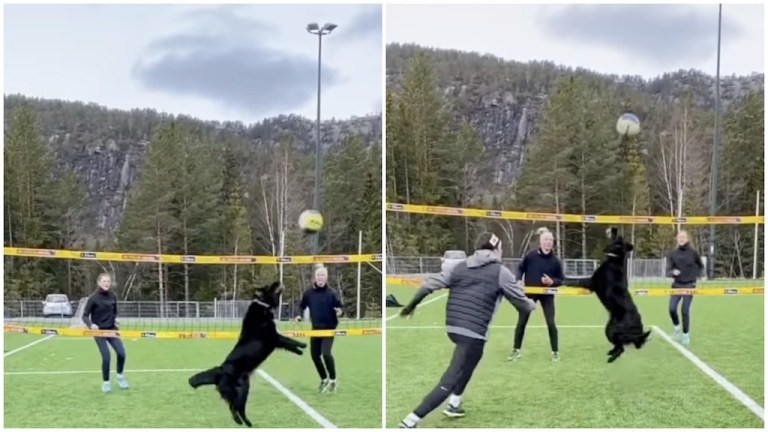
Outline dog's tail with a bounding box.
[189,366,222,389]
[634,330,652,349]
[562,276,593,290]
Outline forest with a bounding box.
[4,95,382,316]
[386,45,764,278]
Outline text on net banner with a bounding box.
[386,277,764,296]
[4,325,382,339]
[386,203,764,225]
[4,247,382,265]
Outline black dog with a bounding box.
[564,228,651,363]
[188,282,307,427]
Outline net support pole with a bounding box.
[753,190,760,279]
[708,3,723,280]
[356,230,362,320]
[278,230,285,321]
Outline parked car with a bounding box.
[441,250,467,273]
[42,294,73,317]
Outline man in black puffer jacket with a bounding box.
[396,232,535,428]
[666,230,704,346]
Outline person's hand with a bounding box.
[672,269,681,276]
[334,307,342,317]
[294,316,302,322]
[541,274,553,286]
[115,318,120,325]
[90,324,99,330]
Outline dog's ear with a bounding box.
[610,227,618,239]
[625,242,634,252]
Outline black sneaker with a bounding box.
[506,349,522,362]
[318,379,329,393]
[442,404,466,418]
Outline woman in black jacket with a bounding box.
[666,230,704,346]
[82,273,129,393]
[508,227,565,363]
[297,266,343,393]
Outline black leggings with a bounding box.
[310,337,336,380]
[514,294,558,352]
[94,337,126,381]
[414,333,485,418]
[669,282,695,333]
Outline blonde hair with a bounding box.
[97,272,112,282]
[314,266,328,278]
[536,227,550,236]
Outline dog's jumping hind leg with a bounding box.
[235,377,252,428]
[229,405,244,426]
[607,345,624,363]
[634,330,652,349]
[235,396,252,427]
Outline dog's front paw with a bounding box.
[297,341,308,349]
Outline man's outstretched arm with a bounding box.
[400,271,452,317]
[499,267,535,313]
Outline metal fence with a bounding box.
[386,256,702,280]
[3,299,307,320]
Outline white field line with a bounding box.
[387,324,603,329]
[4,335,56,357]
[256,369,337,428]
[5,368,199,375]
[386,293,447,321]
[4,366,338,427]
[651,325,764,421]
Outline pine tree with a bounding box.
[217,139,252,302]
[169,125,222,306]
[718,91,764,277]
[119,122,182,313]
[4,104,58,298]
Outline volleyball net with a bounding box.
[386,202,764,297]
[4,247,382,339]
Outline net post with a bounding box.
[753,190,760,279]
[278,230,285,321]
[356,230,362,320]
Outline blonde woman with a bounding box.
[82,273,129,393]
[665,230,704,345]
[297,266,343,394]
[508,227,565,362]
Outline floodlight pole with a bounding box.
[708,4,722,280]
[307,22,337,255]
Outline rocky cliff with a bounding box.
[4,95,382,235]
[386,43,764,187]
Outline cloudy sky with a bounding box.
[4,4,382,124]
[386,4,763,78]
